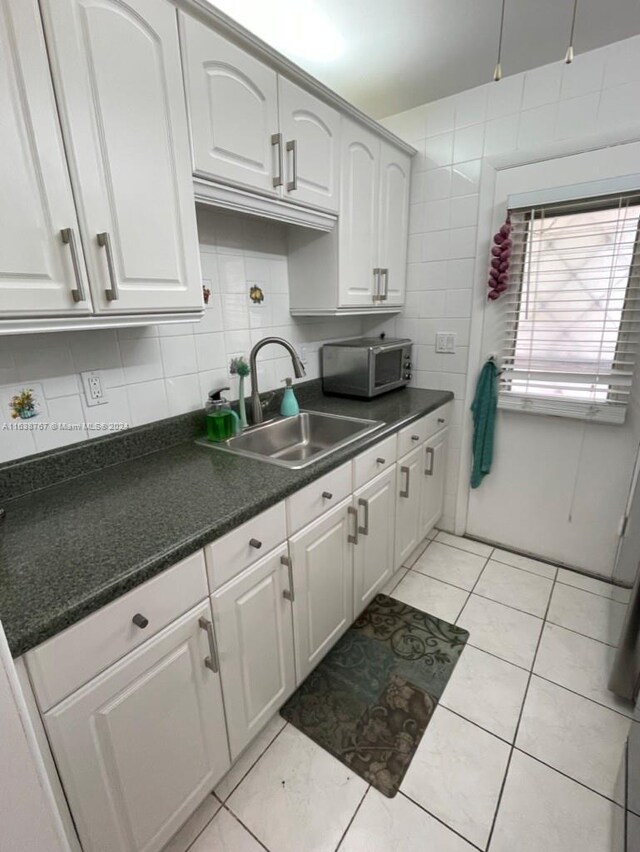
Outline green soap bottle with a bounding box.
[205,387,241,442]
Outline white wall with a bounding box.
[0,208,363,464]
[379,34,640,545]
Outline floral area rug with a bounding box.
[280,593,469,797]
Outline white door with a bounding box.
[211,544,296,760]
[394,446,424,569]
[44,603,230,852]
[338,120,381,307]
[353,467,396,616]
[180,15,279,196]
[378,142,410,306]
[0,0,91,316]
[420,428,448,538]
[289,499,354,683]
[40,0,202,314]
[278,77,340,212]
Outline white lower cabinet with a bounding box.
[353,466,397,615]
[43,602,230,852]
[211,543,296,760]
[394,445,424,569]
[420,427,449,538]
[289,498,354,683]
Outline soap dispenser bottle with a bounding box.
[280,378,299,417]
[205,387,241,442]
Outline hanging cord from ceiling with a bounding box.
[565,0,578,63]
[493,0,507,81]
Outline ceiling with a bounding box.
[207,0,640,119]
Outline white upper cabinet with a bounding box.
[180,16,280,195]
[378,142,411,306]
[39,0,202,314]
[338,123,381,307]
[277,77,340,212]
[0,0,92,316]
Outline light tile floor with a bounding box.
[163,534,633,852]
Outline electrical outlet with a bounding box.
[81,370,107,406]
[435,332,456,354]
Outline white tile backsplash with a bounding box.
[0,209,368,462]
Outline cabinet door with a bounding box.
[278,77,340,212]
[378,142,411,306]
[40,0,202,314]
[289,499,354,683]
[421,428,448,537]
[180,15,279,195]
[44,603,230,852]
[394,446,423,569]
[0,0,91,315]
[353,467,396,616]
[338,120,381,307]
[211,544,296,760]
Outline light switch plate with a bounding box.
[436,332,456,354]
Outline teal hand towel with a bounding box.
[471,358,499,488]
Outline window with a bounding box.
[499,193,640,424]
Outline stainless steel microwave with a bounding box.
[321,337,413,398]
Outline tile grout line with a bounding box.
[218,801,271,851]
[177,794,222,852]
[453,546,496,627]
[532,672,635,721]
[398,790,485,852]
[485,566,559,851]
[555,578,631,604]
[544,616,622,649]
[218,720,289,803]
[333,784,370,851]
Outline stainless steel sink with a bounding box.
[197,410,384,469]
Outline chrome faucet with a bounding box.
[249,336,306,424]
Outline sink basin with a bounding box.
[197,410,384,469]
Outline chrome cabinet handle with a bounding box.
[60,228,86,303]
[437,417,445,424]
[132,613,148,629]
[281,554,294,602]
[358,497,369,536]
[198,616,219,673]
[347,505,359,544]
[271,132,283,188]
[380,268,389,301]
[286,139,297,191]
[322,491,333,500]
[249,538,262,549]
[400,465,411,498]
[425,446,435,476]
[376,457,386,464]
[372,268,381,302]
[97,231,119,301]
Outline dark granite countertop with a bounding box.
[0,387,452,656]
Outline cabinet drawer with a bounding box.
[397,415,428,457]
[424,403,451,441]
[286,462,352,535]
[353,434,397,490]
[25,550,208,712]
[205,502,287,590]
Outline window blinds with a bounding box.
[498,193,640,424]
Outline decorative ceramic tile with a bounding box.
[534,623,634,717]
[189,806,265,852]
[516,677,630,803]
[434,531,493,557]
[401,706,510,849]
[227,724,367,852]
[557,568,631,603]
[491,548,558,580]
[547,583,627,646]
[412,541,487,591]
[439,645,529,742]
[340,788,476,852]
[215,714,287,801]
[393,571,469,623]
[490,751,625,852]
[457,594,543,669]
[474,560,553,618]
[162,795,221,852]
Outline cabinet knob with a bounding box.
[322,491,333,500]
[249,538,262,549]
[376,457,386,464]
[411,434,420,441]
[132,613,149,629]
